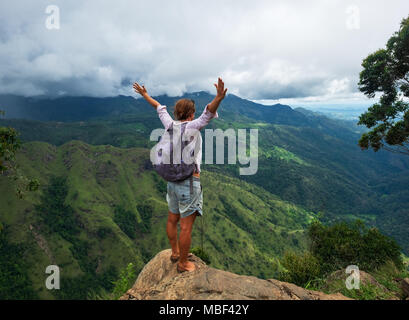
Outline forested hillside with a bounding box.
[1,92,408,254]
[0,141,314,299]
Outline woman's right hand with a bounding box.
[214,77,227,101]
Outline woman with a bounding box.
[133,77,227,272]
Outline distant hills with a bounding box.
[1,91,408,223]
[0,92,308,125]
[1,92,409,299]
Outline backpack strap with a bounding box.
[184,122,194,197]
[189,175,193,198]
[180,121,188,141]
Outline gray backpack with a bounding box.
[153,122,196,182]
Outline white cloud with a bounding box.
[0,0,408,105]
[327,78,350,95]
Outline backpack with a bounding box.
[153,122,197,182]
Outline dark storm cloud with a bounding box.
[0,0,409,104]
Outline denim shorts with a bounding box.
[166,176,203,218]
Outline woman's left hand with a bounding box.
[133,82,148,97]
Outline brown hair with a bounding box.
[173,99,195,120]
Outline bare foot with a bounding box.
[177,260,196,272]
[171,252,193,259]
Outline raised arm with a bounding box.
[133,82,160,108]
[133,82,173,129]
[207,77,228,113]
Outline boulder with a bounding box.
[120,249,351,300]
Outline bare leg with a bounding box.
[166,211,180,257]
[178,212,198,271]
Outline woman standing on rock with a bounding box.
[133,78,227,272]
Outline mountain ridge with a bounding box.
[0,92,305,125]
[1,92,409,254]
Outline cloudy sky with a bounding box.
[0,0,408,107]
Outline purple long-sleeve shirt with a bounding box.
[156,104,219,172]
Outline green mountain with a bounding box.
[0,141,314,299]
[1,92,409,299]
[1,92,408,254]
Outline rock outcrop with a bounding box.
[120,249,351,300]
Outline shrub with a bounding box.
[111,263,137,300]
[279,251,321,287]
[308,220,403,273]
[191,246,211,265]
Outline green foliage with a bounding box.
[375,205,409,258]
[113,202,154,238]
[69,238,96,274]
[110,263,137,300]
[332,279,396,300]
[319,260,409,300]
[113,205,137,239]
[0,125,20,173]
[371,260,409,296]
[279,251,321,287]
[34,175,119,299]
[358,15,409,155]
[3,92,409,253]
[136,203,153,233]
[280,220,404,291]
[190,247,211,265]
[56,267,117,300]
[261,145,307,165]
[153,173,167,195]
[0,140,313,298]
[0,111,39,198]
[347,283,395,300]
[96,227,112,239]
[0,137,406,299]
[308,220,403,273]
[36,176,79,241]
[219,195,252,234]
[0,225,38,299]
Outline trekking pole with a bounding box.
[200,184,205,253]
[200,212,204,252]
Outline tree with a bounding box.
[307,220,403,272]
[0,110,39,197]
[358,15,409,155]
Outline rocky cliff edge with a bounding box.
[120,249,351,300]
